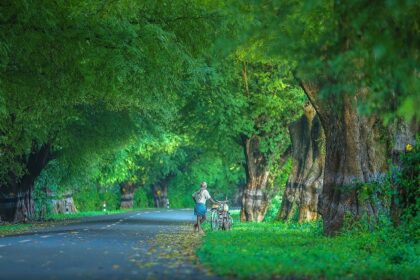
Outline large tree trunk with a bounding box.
[240,135,270,222]
[153,175,173,208]
[0,144,50,222]
[120,182,136,209]
[390,119,417,226]
[302,82,388,235]
[279,103,325,222]
[51,192,78,214]
[2,188,35,223]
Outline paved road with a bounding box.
[0,209,219,280]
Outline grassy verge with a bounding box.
[0,223,35,236]
[197,211,419,279]
[0,208,145,236]
[46,208,139,221]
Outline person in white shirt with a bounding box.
[192,182,217,234]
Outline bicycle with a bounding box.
[210,200,233,231]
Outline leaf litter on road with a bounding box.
[133,225,216,278]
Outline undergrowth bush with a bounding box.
[73,185,120,211]
[396,140,420,225]
[133,187,153,208]
[264,160,292,221]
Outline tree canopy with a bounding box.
[0,0,418,237]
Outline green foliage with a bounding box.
[168,153,245,208]
[180,57,305,215]
[198,220,420,279]
[264,159,293,222]
[248,0,419,123]
[33,161,61,219]
[73,188,101,212]
[0,224,34,236]
[0,6,418,280]
[134,187,153,208]
[347,179,392,230]
[244,62,306,159]
[73,185,120,212]
[0,0,221,186]
[3,0,417,241]
[95,133,183,187]
[1,0,304,223]
[45,210,131,221]
[397,140,420,222]
[183,57,305,161]
[339,137,419,232]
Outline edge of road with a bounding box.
[0,208,193,237]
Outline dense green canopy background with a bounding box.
[1,1,418,279]
[0,0,418,233]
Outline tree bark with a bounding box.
[301,81,388,235]
[153,175,173,208]
[240,135,271,222]
[120,182,136,209]
[279,103,325,222]
[0,144,51,222]
[51,192,78,214]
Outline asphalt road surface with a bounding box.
[0,209,220,280]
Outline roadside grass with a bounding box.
[197,211,420,279]
[46,208,138,221]
[0,223,35,236]
[0,208,147,236]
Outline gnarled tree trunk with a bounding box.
[302,82,388,235]
[240,135,270,222]
[51,192,78,214]
[120,182,136,209]
[153,175,173,208]
[279,103,325,222]
[0,144,50,222]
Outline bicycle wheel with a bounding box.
[226,214,233,230]
[221,217,227,230]
[211,210,219,231]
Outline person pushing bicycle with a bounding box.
[192,182,218,234]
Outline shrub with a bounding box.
[134,187,153,208]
